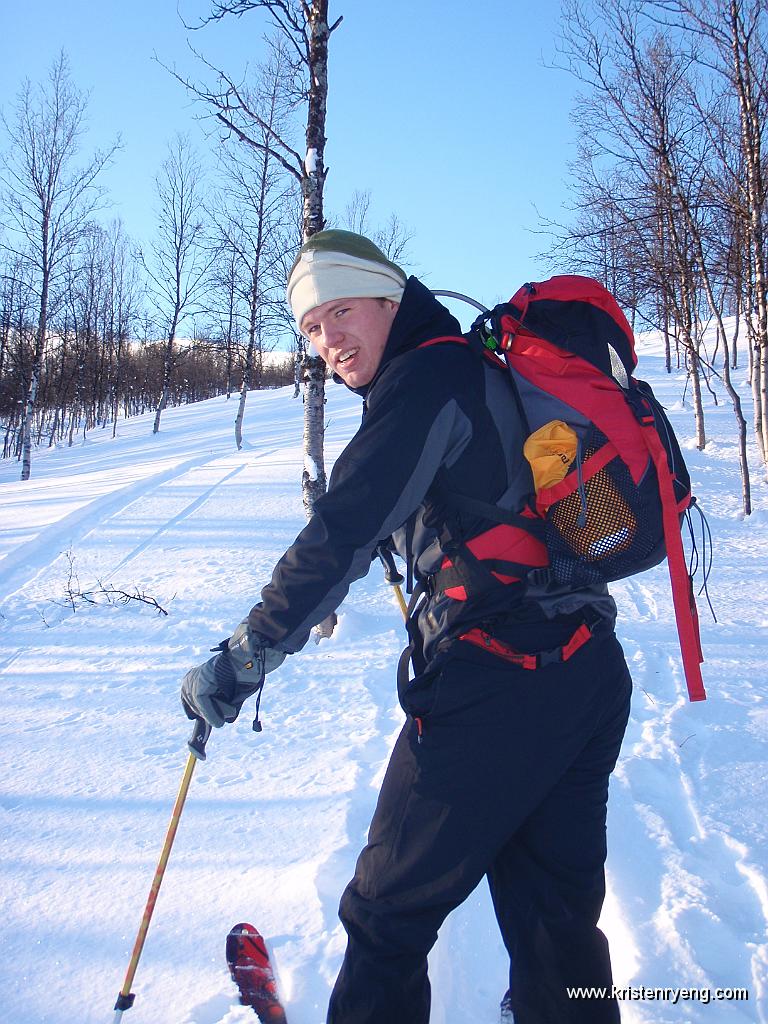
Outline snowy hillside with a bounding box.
[1,332,767,1024]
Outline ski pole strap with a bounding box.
[458,621,593,669]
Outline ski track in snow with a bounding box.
[1,335,767,1024]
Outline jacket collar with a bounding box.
[336,276,463,398]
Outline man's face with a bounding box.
[300,296,399,388]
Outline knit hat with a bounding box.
[287,229,407,329]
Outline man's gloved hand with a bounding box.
[181,620,286,728]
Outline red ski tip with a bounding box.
[226,922,287,1024]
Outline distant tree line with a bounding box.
[0,51,302,475]
[546,0,767,514]
[1,20,410,481]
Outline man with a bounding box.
[182,230,632,1023]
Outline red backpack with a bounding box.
[430,275,707,702]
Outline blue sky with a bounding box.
[2,0,581,327]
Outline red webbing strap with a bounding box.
[418,335,467,348]
[642,424,706,701]
[500,284,535,343]
[535,438,619,511]
[459,629,538,669]
[417,334,504,370]
[458,622,592,669]
[561,623,593,660]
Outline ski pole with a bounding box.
[377,545,409,621]
[113,716,211,1021]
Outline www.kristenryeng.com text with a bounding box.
[567,985,749,1005]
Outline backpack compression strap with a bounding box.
[639,417,706,701]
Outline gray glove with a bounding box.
[181,620,286,729]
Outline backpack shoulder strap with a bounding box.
[418,334,467,348]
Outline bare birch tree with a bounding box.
[0,51,117,478]
[208,243,241,400]
[0,254,36,458]
[103,220,141,437]
[139,135,214,434]
[341,188,413,265]
[552,0,755,512]
[651,0,768,470]
[208,48,295,449]
[175,0,343,513]
[558,0,711,448]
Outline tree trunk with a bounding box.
[299,0,333,521]
[302,2,331,242]
[235,316,256,451]
[302,358,328,515]
[689,347,706,450]
[20,266,49,480]
[111,336,124,439]
[153,320,178,435]
[730,0,768,466]
[234,375,249,451]
[691,226,752,514]
[731,292,740,370]
[663,307,672,374]
[300,1,336,637]
[293,338,305,398]
[20,361,40,480]
[152,356,172,432]
[722,340,752,516]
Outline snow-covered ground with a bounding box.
[1,329,766,1024]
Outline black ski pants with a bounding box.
[326,627,632,1024]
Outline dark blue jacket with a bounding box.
[248,277,614,660]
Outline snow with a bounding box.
[1,331,767,1024]
[303,454,319,482]
[304,148,318,175]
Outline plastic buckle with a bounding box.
[538,647,563,668]
[527,567,552,588]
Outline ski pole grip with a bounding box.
[187,716,212,760]
[377,545,404,585]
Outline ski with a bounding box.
[226,922,287,1023]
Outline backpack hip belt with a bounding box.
[458,621,594,669]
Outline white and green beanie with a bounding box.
[287,229,407,329]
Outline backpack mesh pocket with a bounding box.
[544,427,664,586]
